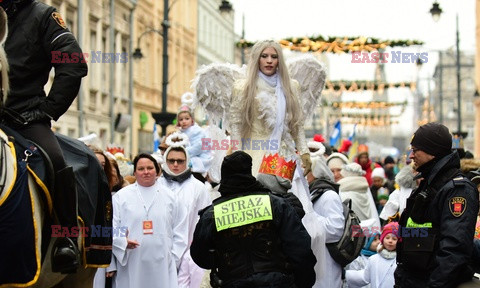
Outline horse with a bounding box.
[0,122,112,288]
[0,7,111,287]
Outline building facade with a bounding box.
[40,0,199,157]
[431,52,476,151]
[198,0,235,66]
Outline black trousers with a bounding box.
[15,121,66,173]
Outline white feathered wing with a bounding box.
[287,54,327,124]
[191,63,246,131]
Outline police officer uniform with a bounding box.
[395,123,479,288]
[0,0,88,273]
[191,151,316,288]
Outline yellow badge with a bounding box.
[51,12,67,29]
[449,197,467,217]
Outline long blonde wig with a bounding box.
[240,40,301,140]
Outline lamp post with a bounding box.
[430,3,467,138]
[132,0,176,136]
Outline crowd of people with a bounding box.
[84,40,480,288]
[85,109,480,288]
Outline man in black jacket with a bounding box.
[394,122,479,288]
[191,151,316,288]
[0,0,88,273]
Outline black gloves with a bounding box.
[20,109,53,124]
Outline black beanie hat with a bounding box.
[384,156,395,165]
[410,122,452,158]
[221,151,252,179]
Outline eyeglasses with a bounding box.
[166,159,186,165]
[410,148,421,154]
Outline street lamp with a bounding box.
[430,3,467,138]
[132,0,176,136]
[430,2,442,22]
[219,0,233,13]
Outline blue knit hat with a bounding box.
[361,231,380,257]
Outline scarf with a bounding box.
[162,168,192,183]
[258,71,285,153]
[377,244,397,259]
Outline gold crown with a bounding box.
[106,146,125,155]
[258,153,296,181]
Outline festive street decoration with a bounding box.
[331,100,408,110]
[326,80,415,93]
[336,114,400,127]
[236,36,423,53]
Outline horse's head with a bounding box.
[0,7,9,102]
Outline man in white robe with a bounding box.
[159,141,212,288]
[112,153,188,288]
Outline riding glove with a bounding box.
[20,109,53,124]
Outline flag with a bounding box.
[348,140,359,161]
[329,120,341,147]
[348,124,357,141]
[153,124,160,153]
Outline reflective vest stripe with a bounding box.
[406,217,432,228]
[214,195,273,231]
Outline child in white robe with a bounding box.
[346,222,400,288]
[177,105,213,179]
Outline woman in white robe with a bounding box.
[112,154,188,288]
[159,141,212,288]
[229,40,311,177]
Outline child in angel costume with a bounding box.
[176,92,213,181]
[192,39,329,284]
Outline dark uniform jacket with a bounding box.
[4,0,88,120]
[395,151,479,288]
[190,179,316,288]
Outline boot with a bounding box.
[51,166,80,274]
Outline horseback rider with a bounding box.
[0,0,88,274]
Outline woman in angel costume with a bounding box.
[193,39,330,286]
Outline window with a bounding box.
[68,128,76,138]
[138,129,154,153]
[90,30,97,83]
[66,8,76,36]
[89,90,97,111]
[102,34,107,87]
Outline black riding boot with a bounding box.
[51,166,80,274]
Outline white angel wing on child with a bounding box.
[287,54,327,124]
[191,63,246,131]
